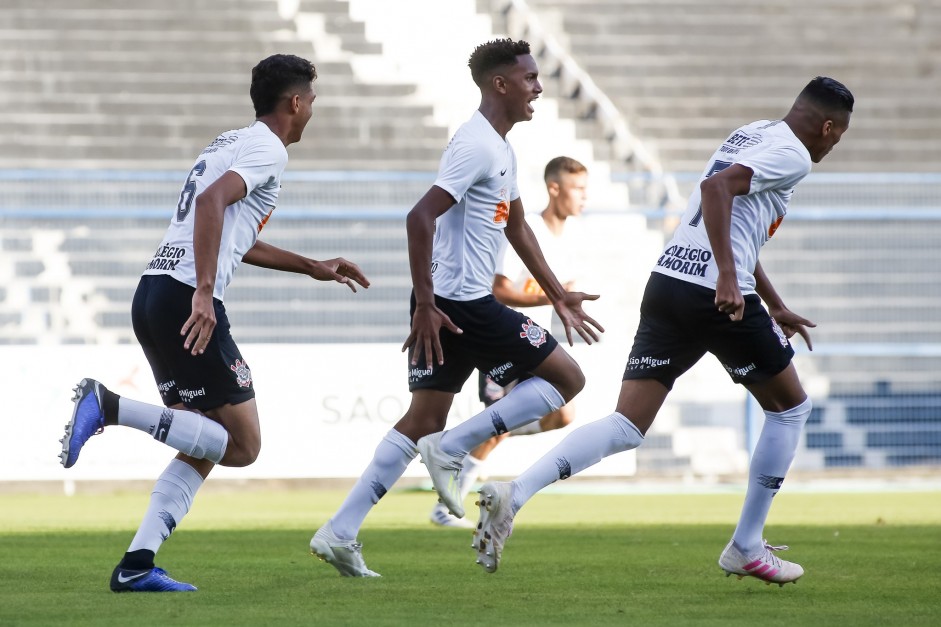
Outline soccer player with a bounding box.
[471,77,854,585]
[430,156,588,528]
[310,39,603,577]
[58,54,370,592]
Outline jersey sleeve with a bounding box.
[739,143,811,194]
[433,135,488,203]
[228,134,287,193]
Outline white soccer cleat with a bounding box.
[473,481,515,573]
[417,431,465,519]
[310,523,380,577]
[718,540,804,586]
[430,503,474,529]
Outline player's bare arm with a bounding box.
[402,185,463,367]
[182,170,247,355]
[754,260,816,350]
[504,198,603,345]
[243,240,370,292]
[700,163,753,321]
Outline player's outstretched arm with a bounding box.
[754,260,815,350]
[243,240,370,292]
[401,186,462,368]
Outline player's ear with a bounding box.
[546,181,560,198]
[821,118,833,137]
[492,73,507,94]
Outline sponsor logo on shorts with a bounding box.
[723,362,757,378]
[230,359,252,388]
[178,387,206,403]
[770,318,789,347]
[488,362,514,379]
[627,355,671,370]
[408,367,433,384]
[157,379,176,394]
[519,319,547,347]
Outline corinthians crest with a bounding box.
[230,358,252,388]
[519,318,546,347]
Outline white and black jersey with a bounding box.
[143,121,288,301]
[653,119,812,295]
[431,110,520,301]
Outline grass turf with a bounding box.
[1,488,939,626]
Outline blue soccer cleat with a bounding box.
[59,378,107,468]
[110,565,197,592]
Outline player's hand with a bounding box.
[715,274,745,321]
[402,302,463,368]
[310,257,370,293]
[181,289,216,356]
[554,291,604,346]
[769,306,816,351]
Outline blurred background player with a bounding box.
[58,54,369,592]
[470,77,854,585]
[430,155,589,528]
[310,39,603,577]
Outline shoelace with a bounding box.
[763,540,789,552]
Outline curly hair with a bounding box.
[468,39,531,87]
[250,54,318,118]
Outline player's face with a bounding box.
[505,54,542,123]
[810,114,850,163]
[292,83,317,143]
[552,171,588,217]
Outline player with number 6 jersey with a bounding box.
[58,54,370,593]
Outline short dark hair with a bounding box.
[799,76,854,115]
[468,39,531,87]
[250,54,317,117]
[544,156,587,183]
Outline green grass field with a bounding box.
[2,486,939,626]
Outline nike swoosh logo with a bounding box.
[117,571,148,583]
[500,168,507,176]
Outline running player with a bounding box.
[310,39,603,576]
[430,156,588,528]
[58,54,370,592]
[470,77,854,585]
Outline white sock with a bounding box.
[127,459,204,553]
[458,454,484,498]
[330,429,417,540]
[732,397,812,556]
[511,413,644,512]
[118,397,228,463]
[509,421,543,436]
[440,377,564,455]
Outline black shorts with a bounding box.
[131,274,255,411]
[623,272,794,390]
[408,293,558,394]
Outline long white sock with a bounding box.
[458,454,484,499]
[732,397,812,556]
[118,397,228,463]
[127,459,204,553]
[330,429,417,540]
[511,413,644,512]
[440,377,564,455]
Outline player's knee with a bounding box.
[557,366,586,403]
[221,439,260,467]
